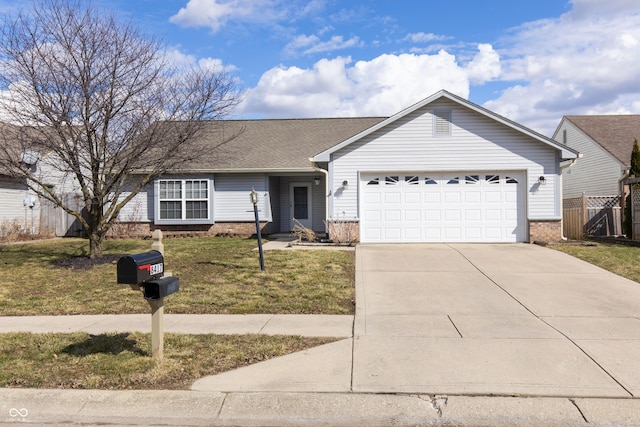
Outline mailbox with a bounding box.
[117,251,164,285]
[143,276,180,300]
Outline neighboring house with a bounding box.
[0,123,81,237]
[0,124,41,235]
[0,172,37,235]
[117,90,579,243]
[553,115,640,199]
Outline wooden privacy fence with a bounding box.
[39,193,86,237]
[563,195,622,240]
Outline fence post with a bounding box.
[581,193,588,239]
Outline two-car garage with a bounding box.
[313,91,580,245]
[360,172,526,243]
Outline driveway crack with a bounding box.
[420,394,448,417]
[569,398,589,423]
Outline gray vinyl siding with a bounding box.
[35,153,81,194]
[278,176,326,232]
[0,177,38,232]
[116,177,152,222]
[268,176,281,232]
[330,99,561,220]
[214,173,272,222]
[555,121,624,198]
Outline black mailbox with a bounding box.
[143,276,180,300]
[117,251,164,285]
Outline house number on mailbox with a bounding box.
[138,263,163,276]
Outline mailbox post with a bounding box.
[116,230,179,360]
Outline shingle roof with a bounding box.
[170,117,387,172]
[565,115,640,166]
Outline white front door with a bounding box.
[290,183,313,230]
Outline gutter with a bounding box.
[129,167,318,175]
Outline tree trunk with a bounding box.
[89,233,104,259]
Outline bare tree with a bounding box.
[0,0,241,258]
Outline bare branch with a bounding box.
[0,0,242,257]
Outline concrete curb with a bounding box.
[6,389,639,426]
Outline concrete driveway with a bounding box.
[354,243,640,397]
[193,243,640,399]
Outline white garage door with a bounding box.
[361,172,526,243]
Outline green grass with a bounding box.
[0,332,335,389]
[552,241,640,284]
[0,237,355,315]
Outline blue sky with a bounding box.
[4,0,640,136]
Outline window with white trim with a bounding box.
[158,179,211,223]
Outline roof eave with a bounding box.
[130,167,318,175]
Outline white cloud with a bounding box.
[464,44,501,85]
[163,48,237,73]
[285,34,363,56]
[170,0,240,32]
[169,0,312,32]
[484,0,640,134]
[238,51,473,118]
[405,32,449,43]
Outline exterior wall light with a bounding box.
[538,176,546,185]
[342,180,349,189]
[314,177,321,186]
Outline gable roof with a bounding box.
[168,117,386,172]
[313,90,579,162]
[562,115,640,167]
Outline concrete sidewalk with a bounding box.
[0,314,353,337]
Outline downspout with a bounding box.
[310,158,330,235]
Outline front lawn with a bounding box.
[552,241,640,284]
[0,237,355,316]
[0,331,334,389]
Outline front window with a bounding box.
[158,179,210,222]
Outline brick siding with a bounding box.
[528,220,563,243]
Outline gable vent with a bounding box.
[434,110,451,136]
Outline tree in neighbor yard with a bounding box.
[631,138,640,177]
[624,138,640,237]
[0,0,241,258]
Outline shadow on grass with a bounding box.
[50,253,122,270]
[62,333,148,356]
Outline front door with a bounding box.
[290,183,312,230]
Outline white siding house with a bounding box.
[553,115,640,199]
[0,147,80,237]
[0,176,38,235]
[315,91,578,243]
[115,90,577,243]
